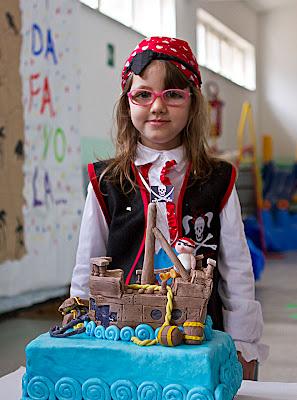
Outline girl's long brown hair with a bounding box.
[101,61,216,192]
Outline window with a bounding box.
[80,0,99,9]
[197,9,256,90]
[80,0,176,38]
[100,0,133,27]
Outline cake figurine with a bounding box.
[58,296,89,326]
[175,237,197,272]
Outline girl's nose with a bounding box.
[150,95,167,113]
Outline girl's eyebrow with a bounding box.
[132,85,152,90]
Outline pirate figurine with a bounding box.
[175,237,197,272]
[58,296,89,326]
[159,237,197,282]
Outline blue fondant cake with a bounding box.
[22,330,242,400]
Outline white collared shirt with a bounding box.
[70,143,269,363]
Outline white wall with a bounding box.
[258,3,297,162]
[176,0,259,152]
[79,4,143,158]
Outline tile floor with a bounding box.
[0,253,296,381]
[0,299,63,378]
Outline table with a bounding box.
[1,367,297,399]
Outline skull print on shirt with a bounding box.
[182,212,218,255]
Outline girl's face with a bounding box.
[128,61,191,151]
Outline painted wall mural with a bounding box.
[0,0,84,301]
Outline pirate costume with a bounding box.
[71,37,268,364]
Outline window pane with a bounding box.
[197,23,206,66]
[133,0,161,37]
[206,29,220,73]
[100,0,133,27]
[232,46,244,86]
[160,0,176,37]
[81,0,99,9]
[221,39,232,79]
[245,48,256,90]
[197,8,256,90]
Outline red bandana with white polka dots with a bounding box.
[121,36,202,90]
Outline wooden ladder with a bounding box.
[236,102,266,254]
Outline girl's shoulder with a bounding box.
[88,159,115,196]
[195,157,236,183]
[89,158,136,196]
[91,159,114,178]
[212,158,237,175]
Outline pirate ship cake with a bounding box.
[22,203,243,400]
[86,203,216,346]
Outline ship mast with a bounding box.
[141,202,157,284]
[153,227,190,281]
[141,202,190,284]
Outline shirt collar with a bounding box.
[134,142,187,171]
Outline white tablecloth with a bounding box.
[1,367,297,400]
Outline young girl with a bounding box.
[70,37,268,379]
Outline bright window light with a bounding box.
[197,24,206,66]
[207,30,220,73]
[100,0,133,27]
[133,0,161,37]
[91,0,175,38]
[80,0,99,9]
[197,8,256,91]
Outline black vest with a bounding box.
[89,160,236,330]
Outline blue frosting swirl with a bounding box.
[82,378,111,400]
[135,324,155,340]
[220,357,242,394]
[234,361,243,391]
[120,327,135,341]
[27,376,55,400]
[204,316,213,341]
[110,380,137,400]
[186,387,214,400]
[231,354,243,392]
[219,351,243,397]
[138,381,162,400]
[86,321,96,336]
[214,384,232,400]
[220,359,232,384]
[163,384,187,400]
[105,326,120,341]
[94,325,106,339]
[22,373,29,397]
[55,377,82,400]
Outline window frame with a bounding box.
[197,8,256,91]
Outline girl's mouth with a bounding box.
[147,120,170,126]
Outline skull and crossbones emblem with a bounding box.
[194,216,206,241]
[182,212,217,252]
[150,185,174,203]
[158,186,167,197]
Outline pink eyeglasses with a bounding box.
[128,89,191,107]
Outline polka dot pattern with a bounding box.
[121,36,201,90]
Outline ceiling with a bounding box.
[243,0,297,13]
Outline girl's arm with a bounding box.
[218,187,269,365]
[70,182,109,299]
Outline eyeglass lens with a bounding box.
[129,89,188,106]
